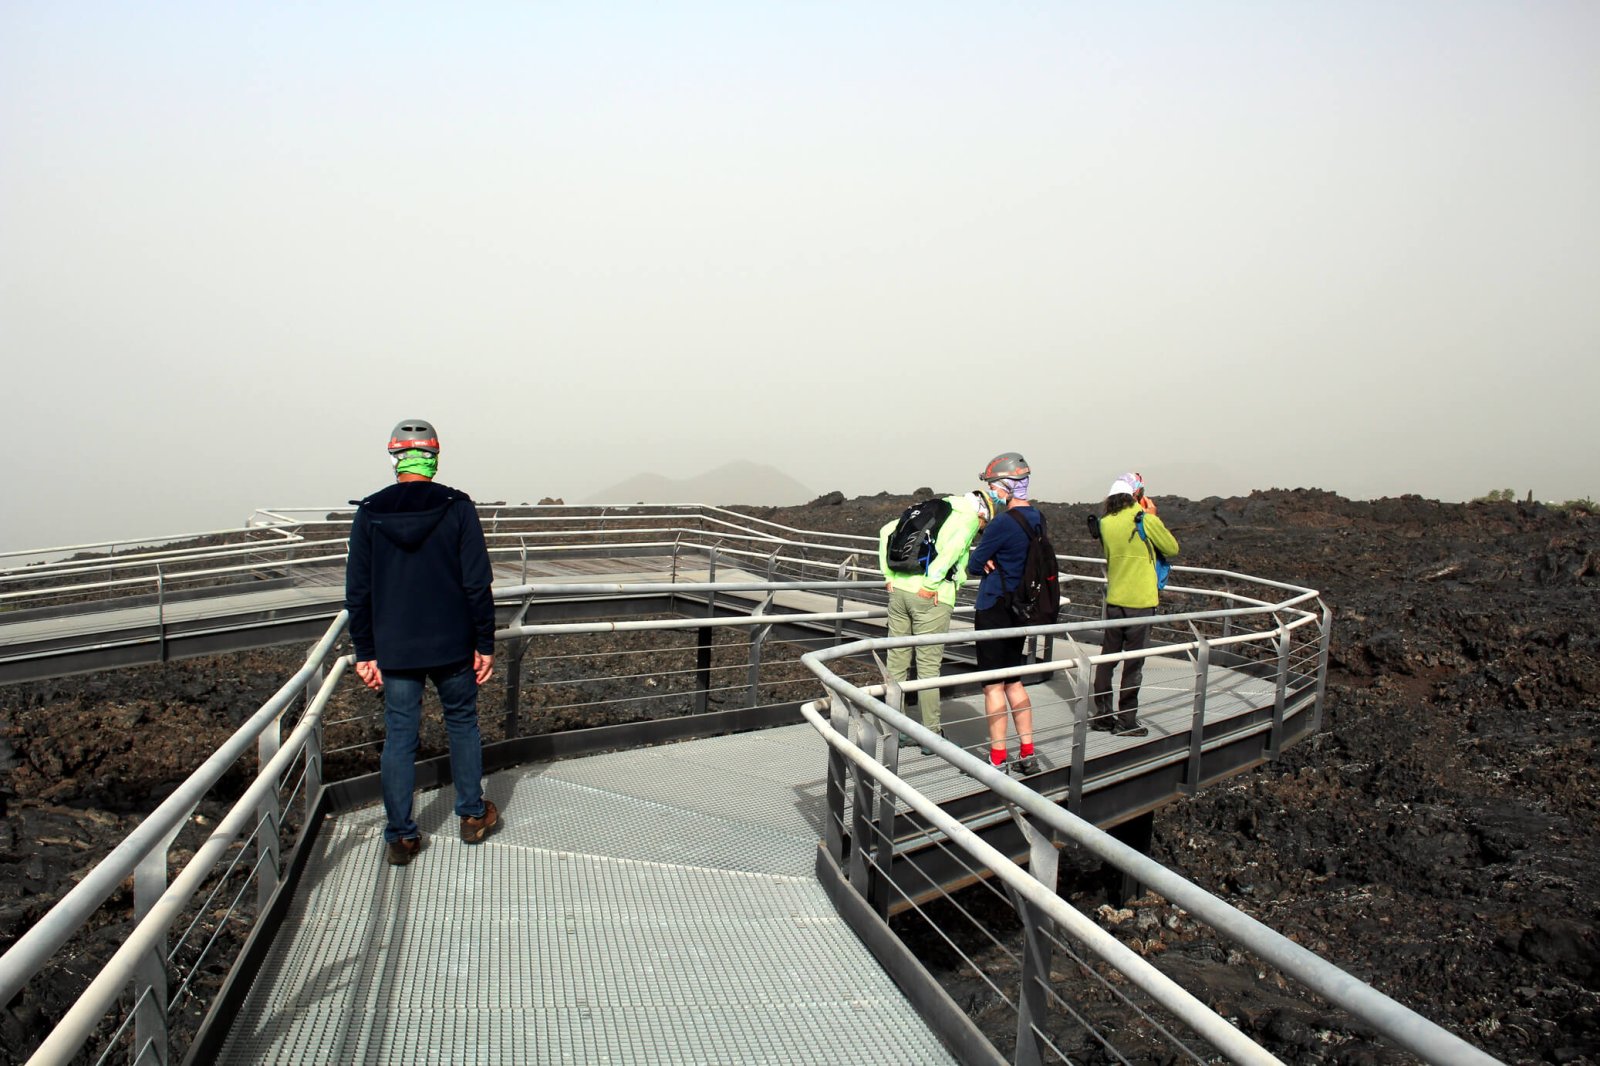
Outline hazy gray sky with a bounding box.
[4,2,1597,551]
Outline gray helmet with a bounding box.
[387,418,440,456]
[981,451,1030,483]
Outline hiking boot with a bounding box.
[918,728,945,756]
[461,799,501,844]
[1115,722,1149,738]
[385,836,422,867]
[1014,754,1041,776]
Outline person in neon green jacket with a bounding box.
[878,491,994,748]
[1094,472,1180,736]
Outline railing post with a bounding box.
[1269,615,1290,758]
[873,678,905,919]
[747,621,772,707]
[132,823,182,1066]
[256,715,282,910]
[833,557,853,646]
[705,546,719,617]
[1183,626,1210,795]
[1007,812,1059,1066]
[1068,642,1093,816]
[1312,599,1334,733]
[519,536,528,585]
[303,662,324,824]
[503,636,531,738]
[849,705,878,891]
[764,546,779,581]
[824,694,848,865]
[155,564,167,663]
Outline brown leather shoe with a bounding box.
[460,799,501,844]
[385,836,422,866]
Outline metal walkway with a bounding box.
[14,507,1414,1065]
[210,648,1281,1066]
[217,726,959,1065]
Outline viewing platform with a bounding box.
[1,505,1499,1065]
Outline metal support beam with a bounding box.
[694,626,713,714]
[1105,812,1154,908]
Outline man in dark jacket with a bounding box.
[345,418,501,866]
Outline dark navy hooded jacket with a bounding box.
[344,480,496,670]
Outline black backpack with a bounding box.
[1000,509,1061,625]
[885,498,954,576]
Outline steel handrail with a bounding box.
[799,669,1500,1066]
[24,656,349,1066]
[0,535,348,585]
[0,614,350,1008]
[801,700,1284,1065]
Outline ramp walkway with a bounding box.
[216,726,958,1065]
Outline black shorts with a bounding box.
[974,604,1026,675]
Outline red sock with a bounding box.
[1020,742,1035,758]
[990,747,1008,767]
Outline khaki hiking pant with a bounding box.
[886,586,955,731]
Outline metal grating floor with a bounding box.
[217,726,959,1065]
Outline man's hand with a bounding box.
[916,587,937,600]
[474,651,494,685]
[355,659,384,691]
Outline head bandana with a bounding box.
[958,490,994,522]
[392,450,439,479]
[1000,475,1030,500]
[1108,472,1143,498]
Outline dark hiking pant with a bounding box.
[1093,605,1155,729]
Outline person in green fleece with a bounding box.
[878,490,995,753]
[1094,472,1180,737]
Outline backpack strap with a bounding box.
[1005,507,1042,540]
[1132,511,1157,564]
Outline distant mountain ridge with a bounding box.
[581,461,815,507]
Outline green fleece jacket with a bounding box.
[1098,505,1180,609]
[878,499,983,607]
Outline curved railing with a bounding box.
[0,508,1495,1065]
[798,680,1497,1064]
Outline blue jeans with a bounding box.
[380,661,486,843]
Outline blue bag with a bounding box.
[1133,512,1171,591]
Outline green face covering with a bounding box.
[394,450,438,479]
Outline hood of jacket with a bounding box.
[356,481,469,550]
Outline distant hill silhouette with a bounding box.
[581,461,815,507]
